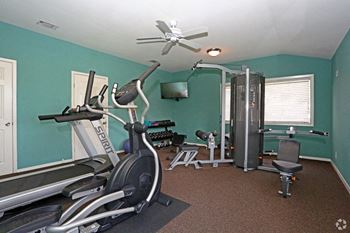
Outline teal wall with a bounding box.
[1,20,346,186]
[332,29,350,186]
[171,55,332,158]
[167,69,222,142]
[0,22,173,169]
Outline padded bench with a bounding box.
[272,140,303,198]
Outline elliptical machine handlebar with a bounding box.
[85,62,160,124]
[112,61,160,107]
[111,83,138,109]
[139,61,160,82]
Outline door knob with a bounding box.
[5,122,11,127]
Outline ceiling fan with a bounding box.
[136,20,208,55]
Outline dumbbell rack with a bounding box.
[147,120,176,147]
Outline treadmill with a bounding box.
[0,84,119,218]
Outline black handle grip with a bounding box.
[84,70,96,105]
[62,106,70,115]
[39,114,64,121]
[139,62,160,82]
[99,85,108,97]
[310,130,329,136]
[259,128,272,133]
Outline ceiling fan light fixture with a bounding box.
[207,48,221,57]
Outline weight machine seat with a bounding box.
[179,145,199,151]
[272,160,303,174]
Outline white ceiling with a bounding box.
[0,0,349,72]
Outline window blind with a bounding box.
[225,84,231,121]
[264,75,314,125]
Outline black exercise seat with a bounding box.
[272,160,303,173]
[272,140,303,198]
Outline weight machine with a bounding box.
[190,61,242,167]
[167,130,217,170]
[186,61,263,169]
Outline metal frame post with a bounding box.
[244,68,250,172]
[220,70,226,160]
[193,63,241,166]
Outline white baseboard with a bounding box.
[331,161,350,195]
[299,155,331,162]
[298,155,349,195]
[263,152,332,162]
[184,142,207,147]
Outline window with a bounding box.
[224,74,314,126]
[224,84,231,121]
[264,74,314,126]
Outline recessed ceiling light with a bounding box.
[207,48,221,57]
[36,20,59,30]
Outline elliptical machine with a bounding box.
[1,62,169,233]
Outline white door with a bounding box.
[72,71,109,160]
[0,58,16,176]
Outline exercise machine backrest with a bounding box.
[277,140,300,163]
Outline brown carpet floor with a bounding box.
[158,147,350,233]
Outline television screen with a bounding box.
[160,82,188,99]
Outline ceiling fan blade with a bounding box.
[137,37,164,40]
[161,41,174,55]
[137,40,167,44]
[178,39,201,51]
[182,27,208,39]
[156,20,172,33]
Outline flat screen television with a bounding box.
[160,82,188,99]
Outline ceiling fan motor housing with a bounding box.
[137,20,208,55]
[165,27,182,42]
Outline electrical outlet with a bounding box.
[336,70,339,78]
[335,152,338,160]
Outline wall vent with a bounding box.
[36,20,58,30]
